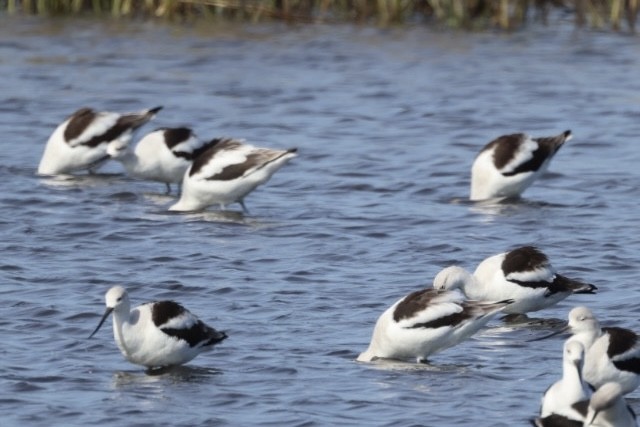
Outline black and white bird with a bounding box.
[470,130,571,201]
[584,382,637,427]
[356,287,512,363]
[38,106,162,175]
[108,127,219,193]
[169,138,297,212]
[540,341,591,418]
[532,382,636,427]
[433,246,597,315]
[88,286,227,369]
[533,306,640,395]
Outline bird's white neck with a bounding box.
[572,327,601,350]
[111,308,132,359]
[113,149,142,176]
[563,359,589,398]
[433,266,478,294]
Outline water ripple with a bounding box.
[0,17,639,427]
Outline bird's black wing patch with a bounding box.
[501,246,549,276]
[487,133,526,170]
[152,301,187,327]
[180,138,224,162]
[163,127,194,149]
[534,414,582,427]
[605,327,640,374]
[162,322,228,347]
[393,289,439,322]
[189,139,243,176]
[64,108,97,142]
[406,311,472,330]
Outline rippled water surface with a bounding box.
[1,16,640,427]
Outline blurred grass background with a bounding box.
[1,0,639,30]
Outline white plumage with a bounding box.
[38,106,162,175]
[88,286,227,369]
[470,130,571,201]
[357,287,512,363]
[108,127,220,193]
[433,246,596,314]
[532,382,636,427]
[169,138,297,212]
[584,382,637,427]
[566,307,640,395]
[540,341,591,418]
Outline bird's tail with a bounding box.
[550,274,597,294]
[119,106,163,130]
[205,329,228,346]
[535,129,572,153]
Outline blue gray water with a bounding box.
[1,15,640,426]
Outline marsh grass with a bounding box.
[1,0,639,30]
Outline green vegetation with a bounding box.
[2,0,639,30]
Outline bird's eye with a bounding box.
[117,297,123,302]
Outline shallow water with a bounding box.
[1,16,640,427]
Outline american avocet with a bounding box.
[533,382,637,427]
[108,127,221,194]
[38,106,162,175]
[584,382,636,427]
[169,138,297,212]
[433,246,596,315]
[356,287,512,363]
[88,286,227,369]
[470,130,571,201]
[540,341,591,418]
[532,307,640,395]
[573,307,639,394]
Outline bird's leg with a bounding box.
[239,199,249,214]
[165,183,171,194]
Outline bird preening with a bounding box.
[470,130,571,202]
[38,106,298,213]
[44,109,630,423]
[433,246,597,315]
[38,106,163,176]
[529,306,639,427]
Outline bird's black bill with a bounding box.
[527,324,570,342]
[88,307,114,339]
[574,359,583,383]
